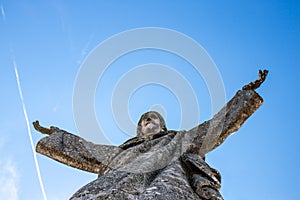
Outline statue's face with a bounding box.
[137,111,167,137]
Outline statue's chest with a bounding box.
[108,133,186,173]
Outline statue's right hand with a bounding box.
[33,120,55,135]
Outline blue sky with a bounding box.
[0,1,299,199]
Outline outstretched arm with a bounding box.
[34,121,121,175]
[186,70,268,156]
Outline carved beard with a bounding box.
[136,111,167,137]
[141,117,161,135]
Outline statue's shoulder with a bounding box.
[119,136,144,150]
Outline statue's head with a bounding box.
[136,111,167,137]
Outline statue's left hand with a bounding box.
[242,69,268,90]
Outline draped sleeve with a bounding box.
[35,125,121,174]
[185,89,263,156]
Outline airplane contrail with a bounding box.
[13,60,48,200]
[1,4,6,22]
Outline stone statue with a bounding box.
[34,70,268,200]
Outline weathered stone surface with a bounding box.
[35,127,121,174]
[34,70,268,199]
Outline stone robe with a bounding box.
[36,89,263,199]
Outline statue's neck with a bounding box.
[119,130,171,150]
